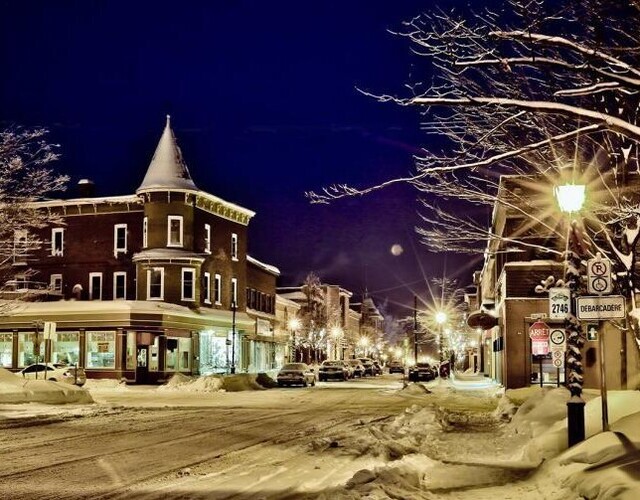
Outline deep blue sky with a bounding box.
[0,0,481,315]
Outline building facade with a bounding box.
[0,116,283,382]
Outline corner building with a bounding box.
[0,116,280,383]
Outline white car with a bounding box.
[18,363,87,386]
[276,363,316,387]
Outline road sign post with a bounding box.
[549,288,570,319]
[587,256,612,295]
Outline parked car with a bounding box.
[408,363,437,382]
[276,363,316,387]
[318,360,349,381]
[372,360,383,376]
[18,363,87,386]
[387,361,405,374]
[358,358,375,376]
[346,359,365,377]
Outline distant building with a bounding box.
[0,116,282,382]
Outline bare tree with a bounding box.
[299,272,327,362]
[0,127,68,305]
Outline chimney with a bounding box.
[77,179,96,197]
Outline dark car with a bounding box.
[318,360,349,381]
[372,360,383,376]
[408,363,437,382]
[387,361,404,374]
[358,358,375,376]
[276,363,316,387]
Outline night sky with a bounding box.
[0,0,481,316]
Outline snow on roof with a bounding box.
[136,115,199,193]
[247,255,280,276]
[132,248,206,263]
[30,194,142,208]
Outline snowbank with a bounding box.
[0,367,93,404]
[158,372,269,392]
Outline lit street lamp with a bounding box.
[359,336,369,357]
[435,311,447,372]
[555,180,586,446]
[288,318,301,363]
[331,326,343,360]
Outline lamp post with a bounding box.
[435,311,447,375]
[230,300,237,374]
[359,336,369,357]
[555,182,587,446]
[288,318,301,363]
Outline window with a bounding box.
[181,268,195,301]
[18,332,44,367]
[167,215,183,247]
[114,224,127,256]
[0,333,13,367]
[51,332,79,365]
[51,228,64,256]
[13,229,28,263]
[231,277,238,307]
[203,271,211,304]
[147,267,164,300]
[85,331,116,368]
[214,273,221,304]
[89,272,102,300]
[50,274,62,293]
[143,217,148,248]
[204,223,211,254]
[231,233,238,261]
[114,272,126,300]
[165,337,191,372]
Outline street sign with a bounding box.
[529,320,550,356]
[587,257,613,295]
[549,288,570,319]
[586,324,599,341]
[576,296,626,320]
[551,350,564,368]
[549,328,566,350]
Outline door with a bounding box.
[136,346,149,384]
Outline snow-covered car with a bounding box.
[372,360,383,376]
[276,363,316,387]
[408,363,437,382]
[387,361,405,374]
[346,359,365,377]
[318,360,349,381]
[17,363,87,386]
[358,358,375,376]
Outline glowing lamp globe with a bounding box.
[555,184,586,213]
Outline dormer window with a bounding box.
[231,233,238,261]
[167,216,183,247]
[51,228,64,256]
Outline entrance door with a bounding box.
[136,346,149,384]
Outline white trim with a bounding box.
[143,216,148,248]
[89,272,103,301]
[231,233,238,261]
[167,215,183,247]
[204,223,211,254]
[147,267,164,300]
[113,271,127,300]
[203,271,211,304]
[231,277,238,306]
[50,274,62,293]
[214,273,221,305]
[114,223,128,256]
[181,267,196,302]
[51,228,64,256]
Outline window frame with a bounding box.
[114,223,128,256]
[231,233,238,261]
[203,271,211,304]
[167,215,184,248]
[147,267,165,300]
[181,267,196,302]
[89,272,103,301]
[231,277,238,307]
[113,271,127,300]
[51,228,64,256]
[204,223,211,254]
[214,273,222,305]
[50,274,63,293]
[143,216,148,248]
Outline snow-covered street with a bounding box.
[1,372,639,499]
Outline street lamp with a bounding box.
[555,180,586,446]
[435,311,447,375]
[359,336,369,357]
[288,318,301,363]
[331,326,342,360]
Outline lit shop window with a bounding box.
[147,267,164,300]
[18,332,44,367]
[126,331,136,370]
[85,331,116,368]
[114,224,127,256]
[167,215,183,247]
[51,332,79,365]
[0,333,13,367]
[51,228,64,256]
[165,337,191,372]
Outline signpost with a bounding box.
[587,256,613,295]
[530,321,550,388]
[549,288,570,319]
[576,296,625,320]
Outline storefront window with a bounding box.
[199,330,228,374]
[0,333,12,367]
[149,338,159,371]
[51,332,79,365]
[166,337,192,372]
[180,338,191,370]
[86,331,116,368]
[126,331,136,370]
[18,332,44,367]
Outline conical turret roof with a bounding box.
[137,115,198,193]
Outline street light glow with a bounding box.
[555,184,586,213]
[288,318,301,331]
[435,311,447,324]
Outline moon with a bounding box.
[390,244,403,256]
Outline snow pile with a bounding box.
[400,383,431,395]
[158,373,267,392]
[0,367,93,404]
[83,378,129,391]
[509,387,571,437]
